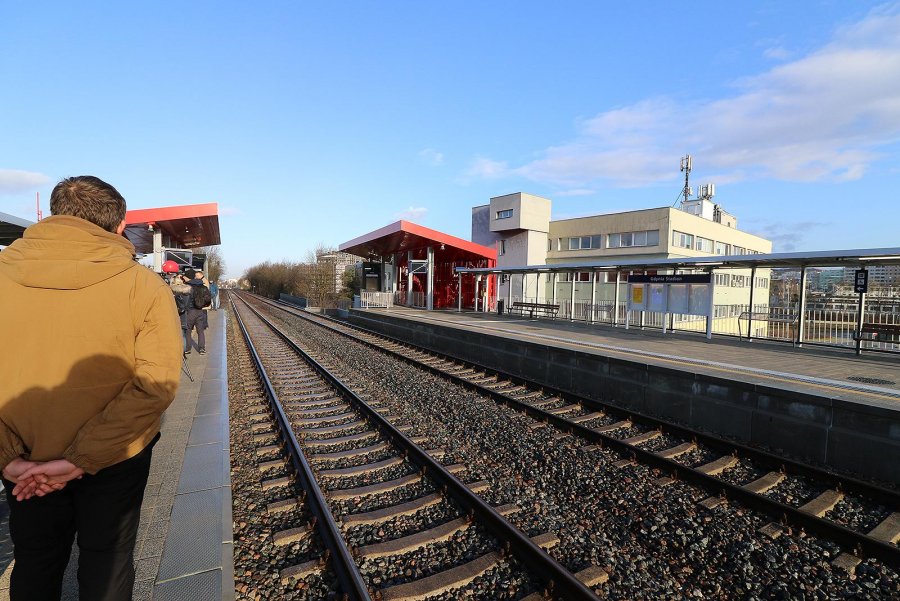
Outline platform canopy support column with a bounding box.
[474,275,481,312]
[614,271,621,327]
[426,246,434,311]
[797,266,808,346]
[551,273,557,305]
[406,250,413,306]
[589,272,597,324]
[151,226,163,272]
[570,271,576,321]
[457,272,462,312]
[706,270,715,339]
[507,273,513,310]
[747,266,757,340]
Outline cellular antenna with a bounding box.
[680,154,692,206]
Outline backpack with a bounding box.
[175,291,191,315]
[192,285,212,309]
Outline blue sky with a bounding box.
[2,1,899,278]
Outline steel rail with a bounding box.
[235,294,599,600]
[252,294,900,570]
[267,296,900,506]
[231,298,372,601]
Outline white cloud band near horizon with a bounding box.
[466,5,900,188]
[395,206,428,221]
[0,169,50,195]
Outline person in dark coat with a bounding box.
[183,270,208,354]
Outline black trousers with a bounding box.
[3,436,157,601]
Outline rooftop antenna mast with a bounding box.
[36,192,43,221]
[680,154,692,206]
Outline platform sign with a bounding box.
[628,284,646,310]
[854,269,868,294]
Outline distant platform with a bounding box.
[347,307,900,483]
[361,307,900,406]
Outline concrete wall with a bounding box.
[349,310,900,484]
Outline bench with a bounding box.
[738,311,799,343]
[510,301,560,319]
[853,323,900,343]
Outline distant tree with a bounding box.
[199,246,226,283]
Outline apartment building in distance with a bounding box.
[472,192,773,328]
[316,250,360,293]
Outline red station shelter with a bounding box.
[340,220,496,310]
[124,203,220,272]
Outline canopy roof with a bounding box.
[0,211,33,247]
[455,247,900,274]
[340,220,496,263]
[124,203,220,254]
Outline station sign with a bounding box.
[854,269,869,294]
[628,274,712,284]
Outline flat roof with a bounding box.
[0,211,34,246]
[124,203,220,254]
[340,220,497,263]
[455,247,900,274]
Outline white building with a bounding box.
[471,192,773,332]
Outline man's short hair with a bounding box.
[183,268,196,280]
[50,176,127,233]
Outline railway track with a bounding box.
[243,293,900,576]
[229,295,604,600]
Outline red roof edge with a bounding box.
[339,220,497,260]
[125,203,219,225]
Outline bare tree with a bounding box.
[199,246,226,283]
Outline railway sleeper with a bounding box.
[741,471,785,495]
[799,489,844,517]
[303,430,377,449]
[294,411,357,427]
[319,456,405,479]
[696,455,738,476]
[358,516,471,559]
[310,441,389,461]
[329,473,421,501]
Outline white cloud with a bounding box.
[418,148,445,166]
[470,5,900,187]
[0,169,50,195]
[464,157,509,180]
[763,45,792,60]
[555,188,596,197]
[395,206,428,221]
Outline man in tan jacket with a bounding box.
[0,176,183,601]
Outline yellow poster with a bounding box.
[632,286,643,304]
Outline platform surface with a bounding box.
[0,309,232,601]
[358,307,900,409]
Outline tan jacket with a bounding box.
[0,216,183,474]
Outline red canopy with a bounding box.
[124,203,220,253]
[340,220,496,262]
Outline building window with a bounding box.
[496,209,513,220]
[733,246,746,255]
[498,239,506,256]
[608,230,659,248]
[696,237,713,253]
[672,231,694,249]
[714,241,730,255]
[566,235,603,250]
[714,273,729,286]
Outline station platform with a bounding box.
[365,307,900,406]
[348,307,900,484]
[0,310,233,601]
